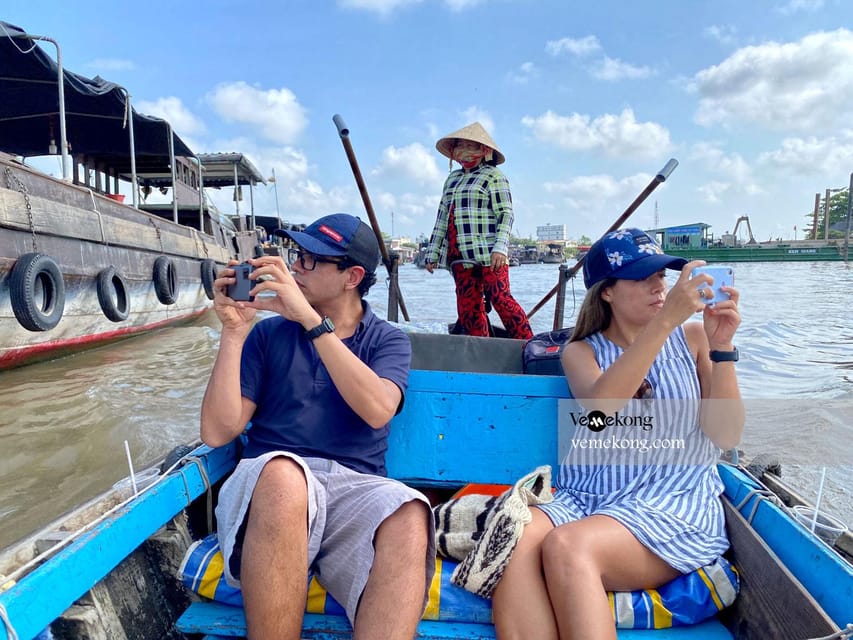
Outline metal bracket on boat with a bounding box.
[179,455,214,534]
[85,188,107,243]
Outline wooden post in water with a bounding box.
[553,263,568,330]
[812,193,820,240]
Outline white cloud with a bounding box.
[692,29,853,133]
[696,181,731,204]
[372,143,442,185]
[522,108,672,159]
[758,130,853,175]
[206,82,308,145]
[776,0,824,15]
[507,62,538,84]
[135,96,206,138]
[546,35,601,57]
[703,24,737,46]
[443,0,484,10]
[337,0,483,15]
[542,172,652,214]
[591,56,654,81]
[457,107,495,138]
[689,142,762,195]
[338,0,423,15]
[87,58,135,71]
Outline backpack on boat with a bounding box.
[522,327,573,375]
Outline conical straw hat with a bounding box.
[435,122,505,165]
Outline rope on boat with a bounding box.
[733,487,785,524]
[809,624,853,640]
[0,602,19,640]
[180,455,214,533]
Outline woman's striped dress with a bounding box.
[536,326,729,573]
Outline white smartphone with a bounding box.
[692,266,734,305]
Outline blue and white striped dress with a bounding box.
[537,326,729,573]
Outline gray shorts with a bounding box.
[215,451,436,624]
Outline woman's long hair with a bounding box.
[570,278,615,342]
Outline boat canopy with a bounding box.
[0,20,193,168]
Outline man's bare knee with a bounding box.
[375,500,429,549]
[251,457,308,514]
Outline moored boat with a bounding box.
[647,218,845,263]
[0,21,266,369]
[0,332,850,640]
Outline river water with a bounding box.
[0,261,851,550]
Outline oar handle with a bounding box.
[332,114,410,321]
[526,158,679,320]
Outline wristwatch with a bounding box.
[305,316,335,341]
[709,347,739,363]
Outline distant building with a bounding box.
[536,223,566,241]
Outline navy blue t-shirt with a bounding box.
[239,302,411,476]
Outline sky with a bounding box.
[4,0,853,244]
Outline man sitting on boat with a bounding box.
[200,213,434,640]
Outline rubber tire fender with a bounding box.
[10,252,65,331]
[96,266,130,322]
[200,259,217,300]
[153,255,178,305]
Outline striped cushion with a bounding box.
[179,534,738,629]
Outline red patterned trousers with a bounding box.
[447,209,533,339]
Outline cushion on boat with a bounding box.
[179,533,739,629]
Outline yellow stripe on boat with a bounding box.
[648,589,673,629]
[423,556,442,620]
[306,576,328,614]
[199,551,225,601]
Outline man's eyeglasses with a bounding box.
[293,251,347,272]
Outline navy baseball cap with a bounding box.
[583,228,687,288]
[274,213,380,272]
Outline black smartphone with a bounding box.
[226,263,255,301]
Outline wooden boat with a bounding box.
[647,218,845,263]
[0,21,265,369]
[540,243,567,264]
[1,332,850,640]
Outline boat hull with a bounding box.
[661,244,844,262]
[0,156,260,369]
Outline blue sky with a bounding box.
[5,0,853,243]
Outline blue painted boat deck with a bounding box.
[176,601,734,639]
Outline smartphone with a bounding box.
[226,263,255,301]
[692,265,734,305]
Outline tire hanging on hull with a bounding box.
[200,259,217,300]
[96,266,130,322]
[153,256,178,305]
[10,252,65,332]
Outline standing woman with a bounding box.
[491,228,744,639]
[424,122,533,340]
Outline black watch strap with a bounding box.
[305,316,335,341]
[709,347,739,362]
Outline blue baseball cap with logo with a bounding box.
[583,228,687,288]
[274,213,380,272]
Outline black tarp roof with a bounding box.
[0,20,194,166]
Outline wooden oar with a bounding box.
[333,114,410,322]
[527,158,679,320]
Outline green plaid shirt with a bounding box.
[426,164,514,268]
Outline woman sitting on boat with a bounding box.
[492,228,744,639]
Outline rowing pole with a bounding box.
[333,114,410,322]
[527,159,679,322]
